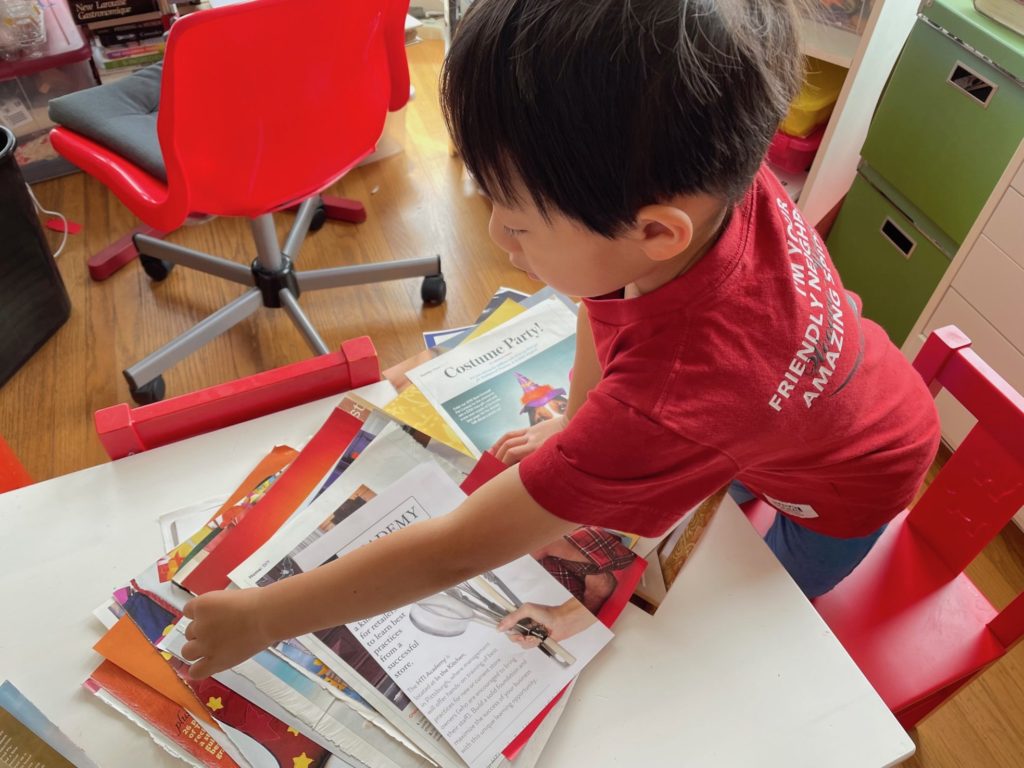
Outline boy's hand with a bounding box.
[492,415,567,465]
[181,588,273,679]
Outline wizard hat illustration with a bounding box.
[515,372,567,415]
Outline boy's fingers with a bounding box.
[496,436,529,464]
[182,600,196,619]
[184,621,198,641]
[188,658,212,680]
[181,639,205,662]
[505,445,531,464]
[491,429,527,453]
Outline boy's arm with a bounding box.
[567,303,600,419]
[181,464,577,678]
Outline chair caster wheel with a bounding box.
[421,274,447,306]
[130,375,166,405]
[140,254,174,281]
[308,202,328,232]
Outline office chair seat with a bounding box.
[49,64,165,181]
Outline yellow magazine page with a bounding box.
[382,300,528,456]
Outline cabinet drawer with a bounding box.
[953,235,1024,353]
[827,174,951,345]
[862,19,1024,246]
[1014,160,1024,194]
[984,186,1024,267]
[918,289,1024,448]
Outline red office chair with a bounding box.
[743,325,1024,729]
[0,435,32,493]
[50,0,444,405]
[94,336,380,460]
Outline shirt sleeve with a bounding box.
[518,389,739,537]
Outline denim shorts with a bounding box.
[728,481,885,599]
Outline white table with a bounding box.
[0,395,914,768]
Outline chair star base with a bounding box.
[122,196,443,404]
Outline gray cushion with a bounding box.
[48,63,166,182]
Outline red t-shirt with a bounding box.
[519,167,940,538]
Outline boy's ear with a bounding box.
[629,205,694,262]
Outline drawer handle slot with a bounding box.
[881,218,916,259]
[947,61,996,107]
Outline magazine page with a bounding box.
[277,463,614,768]
[423,287,529,350]
[83,661,239,768]
[0,681,99,768]
[229,424,473,590]
[432,288,576,353]
[404,296,577,458]
[158,497,229,552]
[179,406,368,595]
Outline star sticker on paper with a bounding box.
[206,696,224,712]
[293,753,314,768]
[287,726,300,736]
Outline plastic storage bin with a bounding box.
[0,126,70,388]
[780,56,847,138]
[860,12,1024,247]
[768,124,826,174]
[826,174,951,344]
[0,0,98,182]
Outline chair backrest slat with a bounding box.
[908,326,1024,574]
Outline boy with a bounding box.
[182,0,940,678]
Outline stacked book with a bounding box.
[69,0,172,83]
[82,287,717,767]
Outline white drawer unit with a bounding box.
[904,139,1024,530]
[952,236,1024,353]
[985,187,1024,266]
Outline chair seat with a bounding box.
[813,509,1004,713]
[48,63,165,181]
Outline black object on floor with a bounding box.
[0,126,71,388]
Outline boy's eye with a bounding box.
[503,226,527,237]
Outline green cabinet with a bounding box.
[827,175,952,345]
[861,17,1024,246]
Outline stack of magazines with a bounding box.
[83,287,715,767]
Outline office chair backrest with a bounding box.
[159,0,408,220]
[908,325,1024,575]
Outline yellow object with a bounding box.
[381,299,530,457]
[780,57,848,138]
[461,299,525,342]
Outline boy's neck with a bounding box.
[628,202,731,297]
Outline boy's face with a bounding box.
[485,178,717,298]
[487,196,665,299]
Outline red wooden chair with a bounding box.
[743,325,1024,728]
[94,337,379,460]
[0,435,32,493]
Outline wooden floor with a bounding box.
[3,39,1023,767]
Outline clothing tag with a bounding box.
[764,494,819,519]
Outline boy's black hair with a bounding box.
[441,0,805,237]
